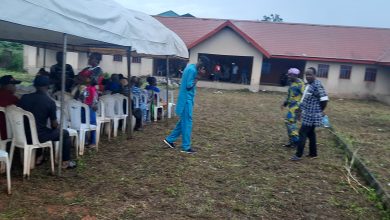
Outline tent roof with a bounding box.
[0,0,188,58]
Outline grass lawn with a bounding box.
[0,88,389,219]
[328,98,390,199]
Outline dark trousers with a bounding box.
[38,129,71,161]
[133,108,142,130]
[296,125,317,157]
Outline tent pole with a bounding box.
[165,56,169,126]
[43,47,47,68]
[126,47,133,139]
[58,33,67,176]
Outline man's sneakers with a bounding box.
[163,139,176,149]
[163,139,196,154]
[181,148,196,154]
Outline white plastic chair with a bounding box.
[66,100,98,155]
[6,105,54,178]
[0,107,13,173]
[96,100,111,141]
[0,107,12,193]
[54,109,79,160]
[100,95,121,137]
[0,150,11,194]
[113,94,129,133]
[150,91,164,122]
[53,91,73,102]
[160,89,176,119]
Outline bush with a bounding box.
[0,41,24,72]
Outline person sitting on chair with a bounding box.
[18,75,76,169]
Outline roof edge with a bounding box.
[188,20,271,57]
[272,55,390,66]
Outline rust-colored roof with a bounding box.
[155,16,390,65]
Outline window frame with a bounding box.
[317,64,329,78]
[364,67,377,82]
[339,65,352,79]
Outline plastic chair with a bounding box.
[54,109,79,160]
[66,100,98,155]
[96,100,111,141]
[113,94,128,133]
[6,105,54,178]
[160,89,176,118]
[0,107,13,173]
[100,95,122,137]
[0,150,11,194]
[150,92,164,122]
[53,91,73,102]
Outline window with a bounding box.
[364,68,377,82]
[339,65,352,79]
[261,62,271,75]
[317,64,329,78]
[113,54,123,62]
[132,57,141,63]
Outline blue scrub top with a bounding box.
[175,64,197,116]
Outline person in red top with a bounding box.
[0,75,21,140]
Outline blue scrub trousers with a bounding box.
[166,103,193,151]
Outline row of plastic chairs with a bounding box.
[0,91,175,193]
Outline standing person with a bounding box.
[50,51,75,92]
[213,63,221,81]
[79,52,104,92]
[163,56,209,154]
[291,67,329,161]
[18,75,76,168]
[0,75,21,140]
[231,63,239,83]
[281,68,305,148]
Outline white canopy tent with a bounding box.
[0,0,188,175]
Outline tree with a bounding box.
[261,14,283,22]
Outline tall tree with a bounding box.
[261,14,283,22]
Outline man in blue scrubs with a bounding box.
[163,56,209,154]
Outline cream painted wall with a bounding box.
[24,46,153,76]
[24,45,80,73]
[189,27,263,92]
[305,61,390,101]
[99,55,153,76]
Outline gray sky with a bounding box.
[114,0,390,28]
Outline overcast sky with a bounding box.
[115,0,390,28]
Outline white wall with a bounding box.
[189,27,263,92]
[99,56,153,76]
[23,45,153,76]
[305,61,390,102]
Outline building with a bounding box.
[24,16,390,104]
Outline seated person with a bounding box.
[130,77,144,130]
[0,75,21,140]
[74,76,98,148]
[105,74,122,94]
[50,52,75,92]
[18,75,76,169]
[145,76,164,121]
[145,76,160,93]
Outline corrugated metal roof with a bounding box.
[156,16,390,65]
